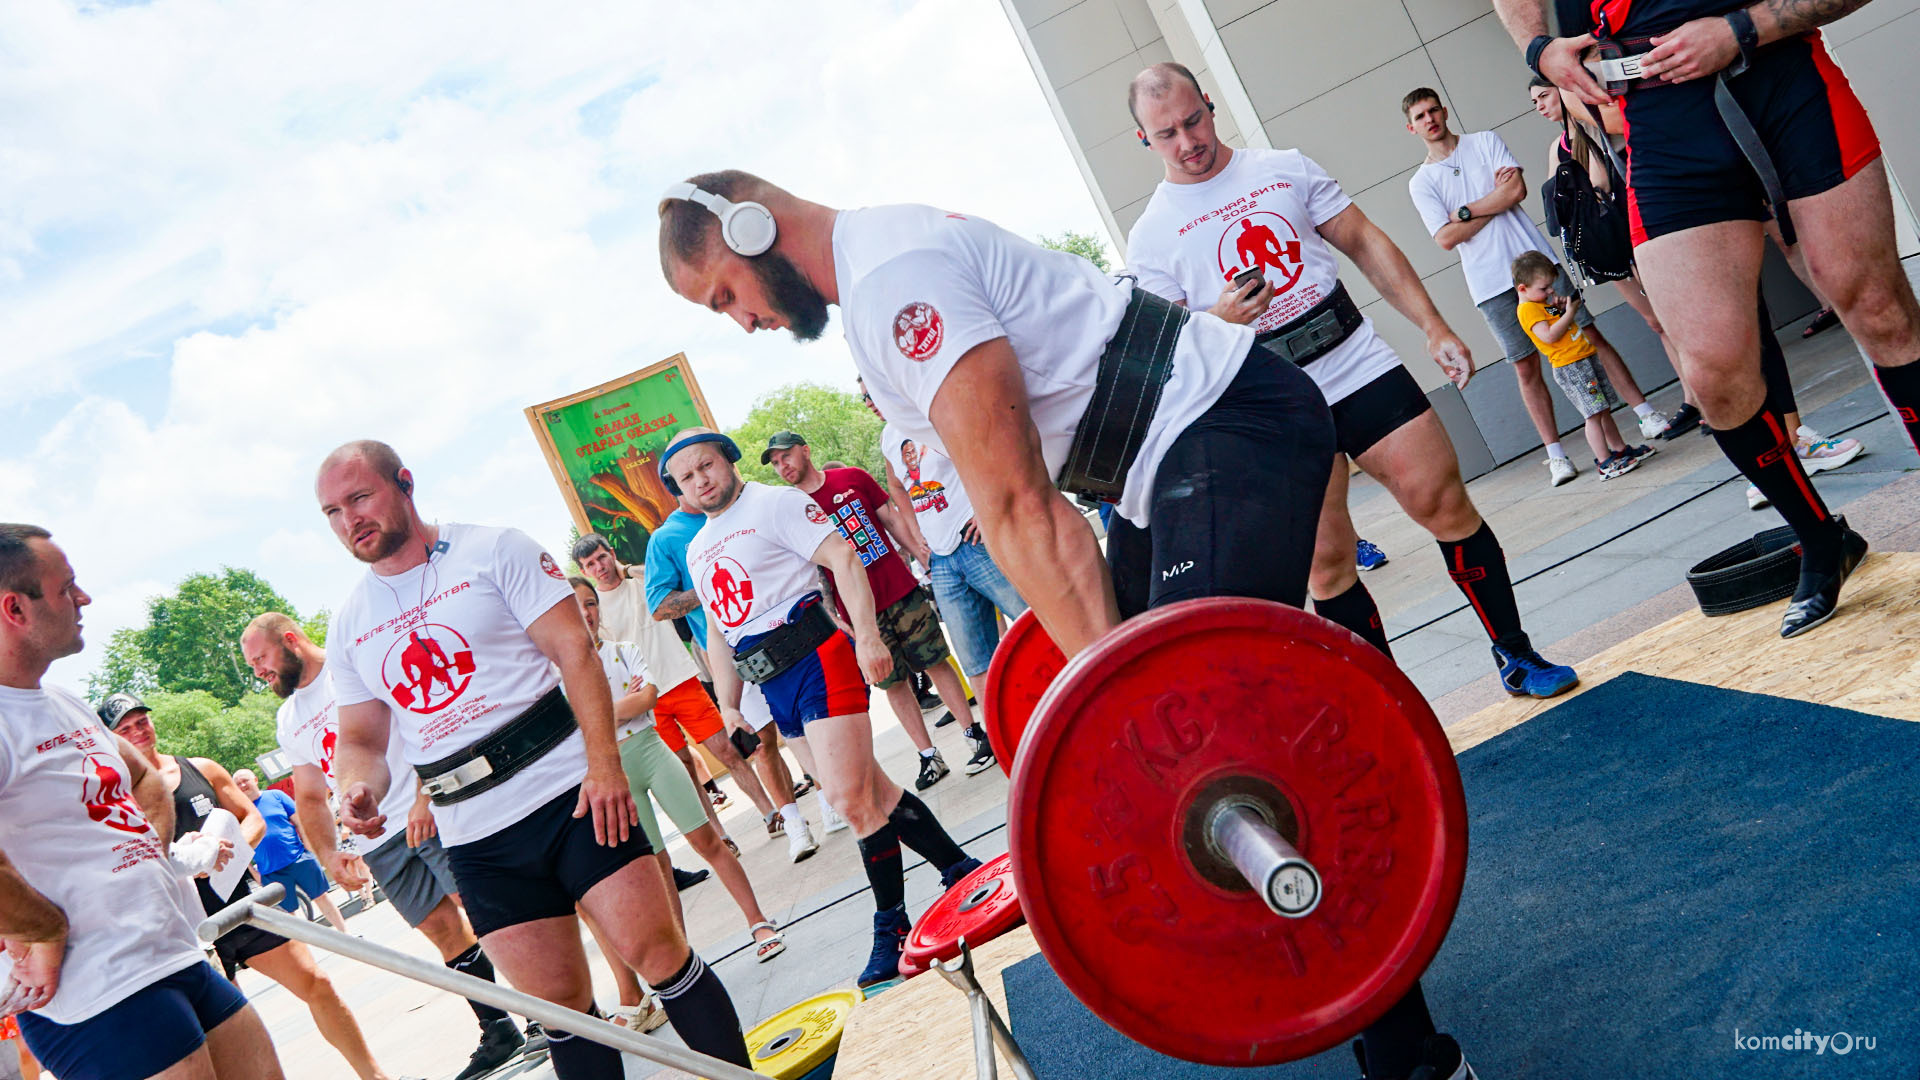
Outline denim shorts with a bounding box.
[928,541,1029,677]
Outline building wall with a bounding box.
[1002,0,1919,474]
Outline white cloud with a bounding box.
[1,0,1108,689]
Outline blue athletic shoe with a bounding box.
[1490,640,1578,698]
[857,906,911,988]
[1356,539,1388,572]
[940,857,984,890]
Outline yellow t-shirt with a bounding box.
[1517,298,1597,367]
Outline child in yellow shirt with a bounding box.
[1512,251,1655,479]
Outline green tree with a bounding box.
[143,689,282,774]
[301,610,330,648]
[139,569,301,706]
[1039,229,1113,274]
[88,627,158,700]
[728,382,885,485]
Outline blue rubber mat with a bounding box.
[1002,672,1919,1078]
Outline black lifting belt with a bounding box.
[733,600,837,684]
[1058,286,1187,502]
[415,686,576,806]
[1253,281,1364,367]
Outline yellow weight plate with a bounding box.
[745,989,861,1079]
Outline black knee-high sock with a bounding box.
[1875,360,1920,455]
[1359,982,1438,1078]
[1313,580,1393,658]
[655,951,751,1067]
[544,1004,624,1079]
[445,944,511,1025]
[887,791,967,872]
[1711,404,1842,568]
[1439,522,1527,650]
[858,823,906,912]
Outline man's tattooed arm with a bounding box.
[651,589,701,621]
[1751,0,1874,43]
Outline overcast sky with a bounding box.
[0,0,1108,691]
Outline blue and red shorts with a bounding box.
[1620,32,1879,245]
[747,620,871,739]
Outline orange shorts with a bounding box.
[653,677,725,753]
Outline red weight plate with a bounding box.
[1008,598,1468,1067]
[900,852,1025,976]
[982,610,1066,777]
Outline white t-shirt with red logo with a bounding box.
[834,204,1255,527]
[686,482,841,647]
[1126,147,1404,407]
[274,665,406,851]
[880,421,973,557]
[329,523,584,846]
[0,685,205,1023]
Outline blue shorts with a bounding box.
[752,628,870,739]
[261,853,330,912]
[20,961,247,1080]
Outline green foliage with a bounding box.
[144,690,283,774]
[137,568,301,706]
[301,610,329,648]
[728,382,885,485]
[1038,230,1114,274]
[88,627,158,701]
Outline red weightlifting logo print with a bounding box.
[380,624,477,714]
[540,552,565,581]
[320,729,337,777]
[805,503,828,525]
[1218,212,1305,295]
[81,751,150,835]
[707,557,756,629]
[894,302,944,361]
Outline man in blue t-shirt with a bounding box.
[233,768,351,932]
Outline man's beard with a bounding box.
[753,252,830,342]
[353,522,410,565]
[695,471,743,513]
[268,646,305,698]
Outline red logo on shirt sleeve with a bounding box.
[894,302,944,361]
[805,503,828,525]
[540,552,565,580]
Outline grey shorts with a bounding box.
[362,830,461,927]
[1478,267,1596,362]
[1550,355,1624,418]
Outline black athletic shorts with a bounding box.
[444,784,655,937]
[1331,366,1432,460]
[1106,343,1336,619]
[1620,32,1879,245]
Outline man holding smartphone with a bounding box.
[1125,62,1578,701]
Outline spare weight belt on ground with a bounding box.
[1687,525,1803,616]
[416,686,576,805]
[1058,286,1186,502]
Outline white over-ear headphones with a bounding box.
[661,182,778,257]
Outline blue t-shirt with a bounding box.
[250,788,307,875]
[644,510,709,647]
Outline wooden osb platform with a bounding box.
[1450,551,1920,755]
[834,927,1041,1080]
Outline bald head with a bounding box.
[316,439,407,496]
[1128,62,1205,127]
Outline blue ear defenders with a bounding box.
[659,433,742,496]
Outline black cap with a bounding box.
[97,693,149,731]
[760,432,807,465]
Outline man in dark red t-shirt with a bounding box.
[763,431,988,792]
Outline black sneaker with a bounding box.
[520,1022,549,1061]
[932,709,957,728]
[914,751,950,791]
[453,1018,524,1080]
[1407,1033,1477,1080]
[962,726,995,775]
[673,866,710,891]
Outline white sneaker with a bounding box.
[1546,456,1578,486]
[1795,426,1864,474]
[786,817,819,863]
[1637,409,1672,439]
[819,799,849,834]
[1747,482,1769,510]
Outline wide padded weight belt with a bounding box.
[1253,281,1364,368]
[1059,286,1187,502]
[734,599,837,684]
[1686,525,1802,616]
[416,686,576,806]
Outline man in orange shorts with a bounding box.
[575,534,819,862]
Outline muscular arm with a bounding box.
[335,701,394,808]
[929,337,1117,656]
[651,588,701,622]
[1751,0,1873,42]
[0,850,66,943]
[116,734,174,846]
[1319,205,1448,336]
[705,622,744,712]
[291,765,341,864]
[197,758,267,848]
[812,534,885,642]
[525,597,619,765]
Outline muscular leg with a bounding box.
[785,734,818,781]
[1510,353,1563,447]
[700,730,776,817]
[1613,271,1694,398]
[201,1001,285,1080]
[578,907,648,1010]
[805,712,899,837]
[881,682,935,752]
[1307,459,1360,603]
[414,895,478,960]
[472,915,623,1076]
[1356,413,1482,543]
[244,943,391,1080]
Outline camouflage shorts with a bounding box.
[874,586,951,690]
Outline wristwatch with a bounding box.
[1456,206,1474,222]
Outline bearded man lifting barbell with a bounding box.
[659,175,1477,1079]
